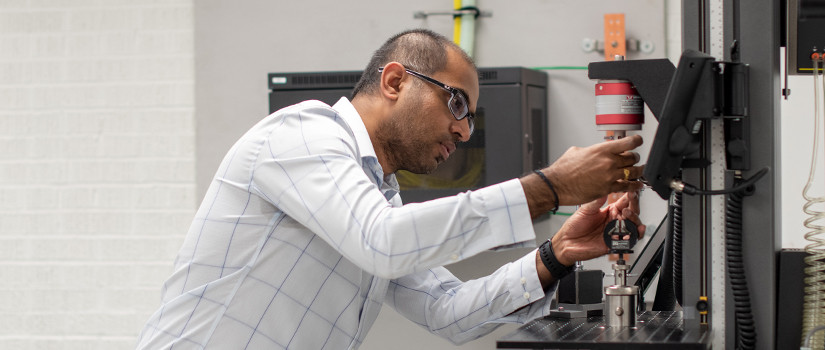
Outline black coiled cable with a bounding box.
[653,204,676,311]
[726,184,756,350]
[673,191,683,307]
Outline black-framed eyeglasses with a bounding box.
[378,66,475,135]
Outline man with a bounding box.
[137,29,645,349]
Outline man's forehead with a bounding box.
[440,65,478,94]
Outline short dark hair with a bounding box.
[351,29,476,98]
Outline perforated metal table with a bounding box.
[497,311,710,349]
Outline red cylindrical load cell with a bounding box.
[595,80,644,131]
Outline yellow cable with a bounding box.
[453,0,461,45]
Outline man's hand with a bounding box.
[534,192,646,288]
[521,135,645,219]
[546,135,645,206]
[551,192,645,266]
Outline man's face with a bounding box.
[380,51,479,175]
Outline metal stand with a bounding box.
[604,259,639,328]
[550,263,605,319]
[549,303,604,319]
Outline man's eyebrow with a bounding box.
[444,83,470,101]
[454,86,470,98]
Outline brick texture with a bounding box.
[0,1,194,348]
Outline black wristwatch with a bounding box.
[538,239,573,280]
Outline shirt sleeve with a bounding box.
[246,104,537,279]
[385,249,557,345]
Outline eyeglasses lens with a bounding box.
[449,93,473,133]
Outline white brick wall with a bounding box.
[0,1,194,348]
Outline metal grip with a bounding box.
[603,219,639,253]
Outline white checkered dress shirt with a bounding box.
[136,97,555,349]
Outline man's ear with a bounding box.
[379,62,406,102]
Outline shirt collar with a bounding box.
[332,97,399,197]
[332,97,377,161]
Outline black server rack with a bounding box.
[268,67,548,203]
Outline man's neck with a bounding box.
[351,95,395,176]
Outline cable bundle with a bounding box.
[801,58,825,350]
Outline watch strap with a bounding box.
[538,239,573,280]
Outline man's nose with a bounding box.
[451,117,472,142]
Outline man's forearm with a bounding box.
[520,171,558,219]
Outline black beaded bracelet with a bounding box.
[538,239,573,280]
[533,170,559,214]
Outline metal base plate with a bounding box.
[497,311,710,349]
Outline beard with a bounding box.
[376,97,444,175]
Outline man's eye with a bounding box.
[452,96,465,110]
